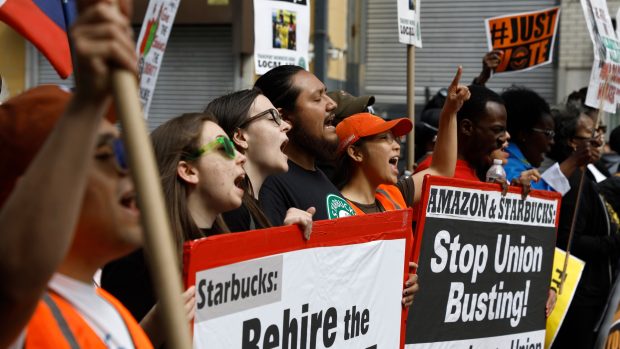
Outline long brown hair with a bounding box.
[206,89,273,229]
[151,112,229,255]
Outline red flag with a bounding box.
[0,0,74,78]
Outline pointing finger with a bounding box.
[449,66,463,92]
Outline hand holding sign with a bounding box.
[546,288,557,318]
[483,50,504,71]
[485,7,560,74]
[474,50,504,85]
[402,262,419,307]
[510,168,542,199]
[283,206,316,240]
[140,285,197,347]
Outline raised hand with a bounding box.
[483,50,504,72]
[442,66,471,115]
[72,0,137,101]
[573,140,601,166]
[474,50,504,86]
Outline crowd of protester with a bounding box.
[1,1,619,348]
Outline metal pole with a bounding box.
[406,44,415,169]
[314,0,328,81]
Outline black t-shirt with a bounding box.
[397,175,415,207]
[259,160,356,225]
[101,228,217,322]
[100,249,154,321]
[222,197,268,232]
[222,204,253,233]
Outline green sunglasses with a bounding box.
[186,136,237,160]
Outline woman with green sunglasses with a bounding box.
[206,89,315,238]
[101,112,248,333]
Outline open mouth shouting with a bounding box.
[233,172,246,194]
[324,113,336,131]
[389,156,400,175]
[119,190,140,219]
[280,138,289,152]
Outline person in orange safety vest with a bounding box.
[0,1,157,347]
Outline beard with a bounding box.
[288,123,338,162]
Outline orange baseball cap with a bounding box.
[0,85,72,207]
[336,112,412,153]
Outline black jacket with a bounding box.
[557,170,620,306]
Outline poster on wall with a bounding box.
[397,0,422,47]
[253,0,310,75]
[136,0,180,118]
[405,176,561,349]
[184,210,414,348]
[581,0,620,113]
[484,7,560,74]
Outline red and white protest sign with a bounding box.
[184,210,414,349]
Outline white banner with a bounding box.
[406,330,545,349]
[193,240,406,348]
[136,0,179,118]
[397,0,422,47]
[424,185,558,227]
[581,0,620,113]
[617,7,620,38]
[253,0,310,75]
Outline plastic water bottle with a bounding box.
[485,159,506,183]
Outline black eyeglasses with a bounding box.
[531,128,555,138]
[239,108,282,128]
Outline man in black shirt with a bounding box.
[255,65,356,224]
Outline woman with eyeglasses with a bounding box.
[548,104,617,349]
[101,112,247,345]
[206,89,314,237]
[332,67,469,214]
[502,87,596,195]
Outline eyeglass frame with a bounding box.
[531,127,555,138]
[111,138,129,173]
[185,136,237,161]
[95,137,129,174]
[238,108,282,129]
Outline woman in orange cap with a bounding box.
[333,67,470,214]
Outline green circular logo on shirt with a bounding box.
[326,194,356,219]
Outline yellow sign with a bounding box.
[545,248,585,349]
